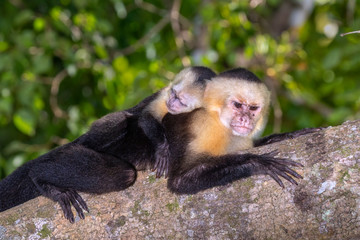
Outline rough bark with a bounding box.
[1,120,359,240]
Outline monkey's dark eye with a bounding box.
[171,88,178,98]
[249,106,259,111]
[233,102,242,109]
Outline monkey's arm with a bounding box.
[138,112,169,178]
[167,151,302,195]
[254,127,324,147]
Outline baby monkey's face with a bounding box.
[165,84,203,114]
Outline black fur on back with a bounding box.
[218,68,261,83]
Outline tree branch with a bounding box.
[170,0,190,67]
[117,14,170,56]
[50,69,69,119]
[1,120,360,239]
[340,30,360,37]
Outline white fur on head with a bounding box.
[165,67,210,113]
[203,75,271,138]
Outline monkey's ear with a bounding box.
[203,82,213,101]
[203,82,225,113]
[203,79,217,94]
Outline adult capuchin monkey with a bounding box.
[0,66,216,223]
[163,68,311,194]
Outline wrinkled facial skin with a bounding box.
[166,86,202,114]
[223,97,262,136]
[166,88,188,114]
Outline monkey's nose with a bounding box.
[239,115,250,125]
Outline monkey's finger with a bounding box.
[67,191,85,219]
[70,198,85,219]
[155,160,163,178]
[156,168,162,178]
[271,162,303,179]
[269,166,298,185]
[164,161,169,178]
[267,170,284,188]
[272,158,304,168]
[160,160,168,178]
[267,161,303,179]
[281,165,303,179]
[291,127,325,137]
[262,150,279,157]
[164,148,170,178]
[152,157,159,172]
[161,160,166,177]
[153,155,162,173]
[152,161,158,172]
[159,157,166,177]
[71,190,89,213]
[59,197,75,223]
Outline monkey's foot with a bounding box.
[56,189,89,223]
[153,141,170,178]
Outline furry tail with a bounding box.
[0,163,40,212]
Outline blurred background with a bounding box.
[0,0,359,178]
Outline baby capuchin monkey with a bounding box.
[163,68,305,194]
[0,66,216,223]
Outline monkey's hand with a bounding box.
[153,140,170,178]
[248,151,303,188]
[254,127,325,147]
[280,127,325,139]
[52,188,89,223]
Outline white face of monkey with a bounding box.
[166,86,202,114]
[165,68,205,114]
[220,96,263,136]
[204,76,270,138]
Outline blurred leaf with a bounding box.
[14,10,34,27]
[33,54,52,74]
[94,45,108,59]
[0,41,9,52]
[15,30,35,49]
[74,12,96,32]
[112,0,127,19]
[0,97,13,116]
[33,17,46,32]
[13,109,36,136]
[113,56,129,72]
[322,49,341,69]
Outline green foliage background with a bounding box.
[0,0,359,178]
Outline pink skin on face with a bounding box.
[229,100,261,136]
[166,89,188,114]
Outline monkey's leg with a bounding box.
[167,152,303,195]
[29,145,137,223]
[0,162,40,212]
[254,127,325,147]
[139,112,170,178]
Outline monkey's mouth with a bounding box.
[231,124,252,136]
[166,98,187,114]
